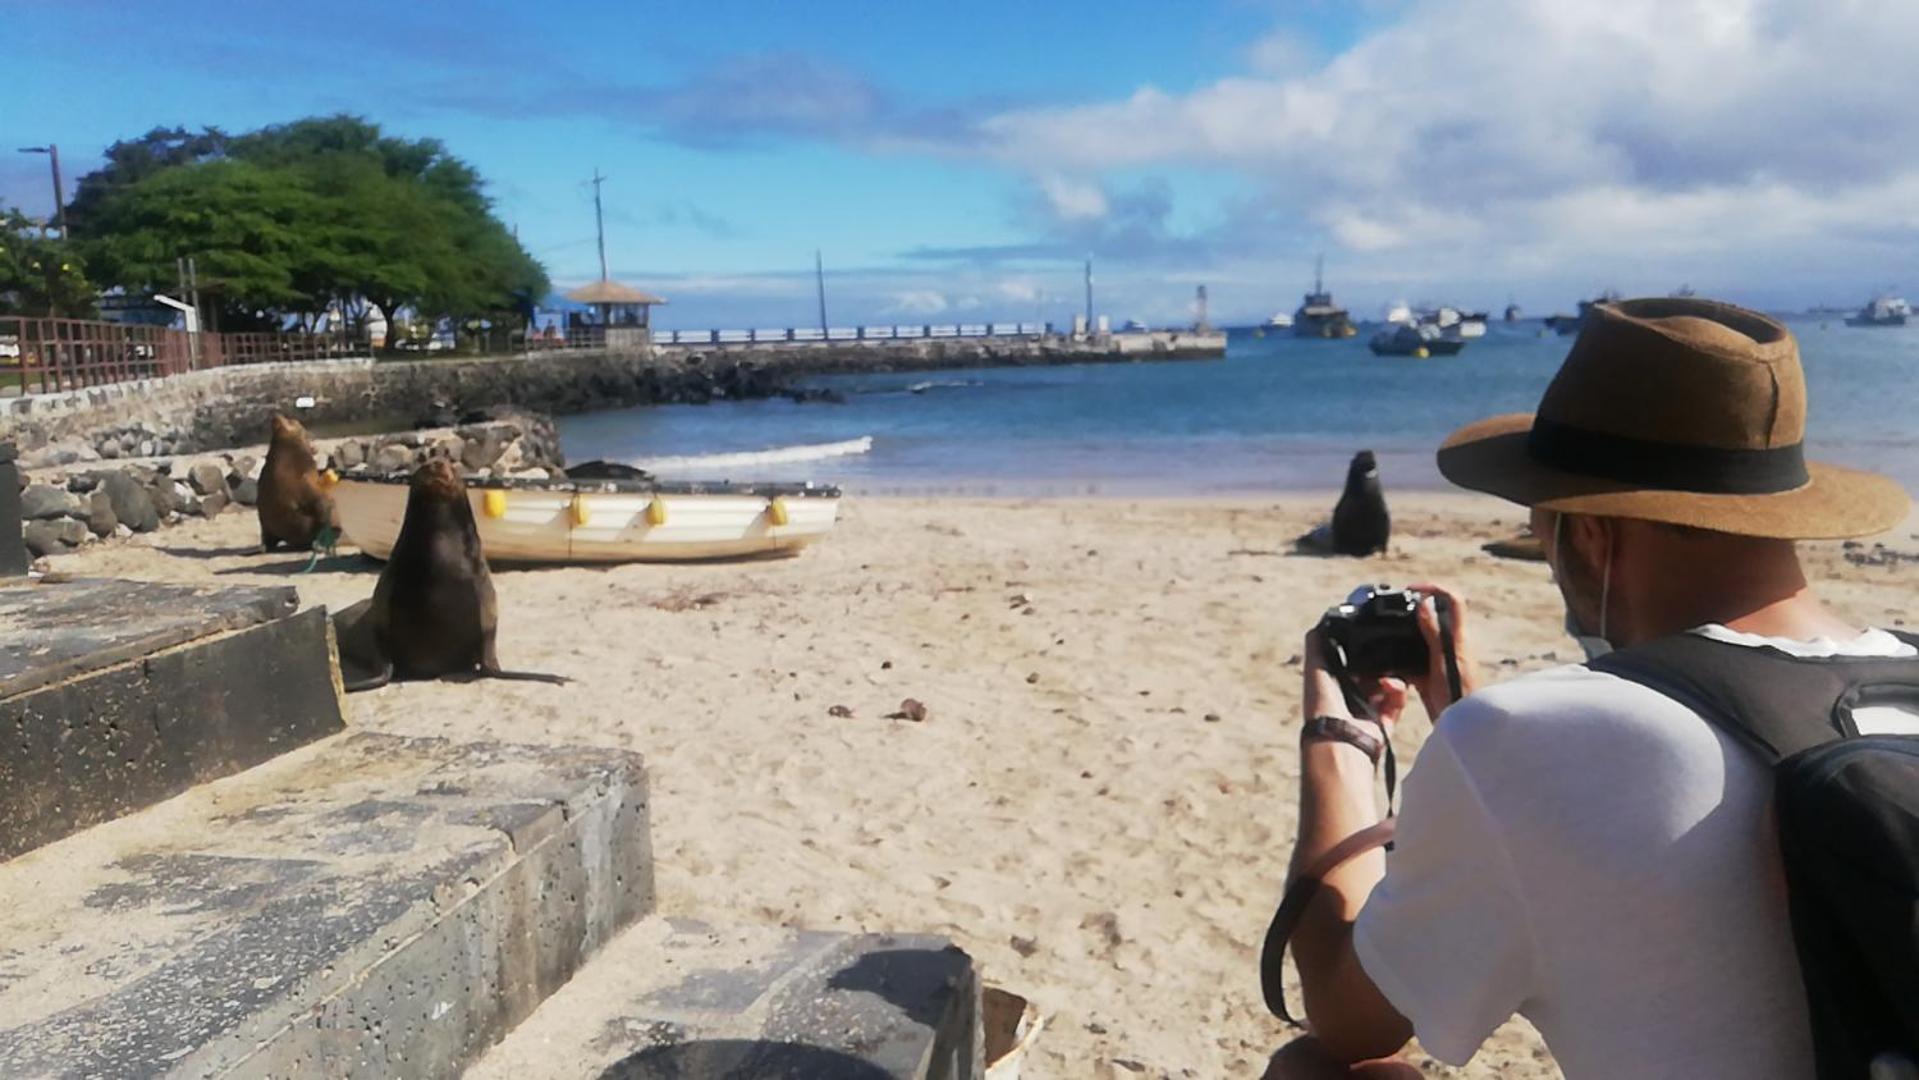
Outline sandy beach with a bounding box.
[51,492,1919,1078]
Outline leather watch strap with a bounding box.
[1301,714,1384,764]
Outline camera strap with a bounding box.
[1261,601,1465,1024]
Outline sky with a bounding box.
[5,0,1917,328]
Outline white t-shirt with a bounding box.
[1352,626,1919,1079]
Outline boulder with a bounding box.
[200,491,230,517]
[85,491,117,538]
[66,474,99,494]
[232,476,259,507]
[22,520,81,557]
[461,428,507,471]
[147,478,179,518]
[100,472,159,532]
[372,444,415,473]
[188,462,227,495]
[333,440,365,469]
[20,484,82,520]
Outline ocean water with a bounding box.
[557,318,1919,496]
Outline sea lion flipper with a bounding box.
[331,597,393,691]
[342,660,394,694]
[479,665,572,686]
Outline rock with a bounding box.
[20,484,82,520]
[85,491,116,537]
[147,478,179,518]
[113,524,132,539]
[1203,713,1222,723]
[136,440,156,458]
[99,441,122,460]
[333,440,364,469]
[373,444,415,473]
[52,518,86,546]
[233,476,259,506]
[430,434,466,463]
[188,461,227,495]
[885,698,929,722]
[22,521,76,557]
[461,428,507,471]
[65,474,99,494]
[232,455,260,480]
[827,705,854,718]
[99,472,159,532]
[200,491,229,517]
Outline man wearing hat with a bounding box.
[1279,298,1914,1076]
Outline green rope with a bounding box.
[296,526,341,575]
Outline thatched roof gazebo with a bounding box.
[565,280,667,327]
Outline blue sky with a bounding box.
[7,0,1918,327]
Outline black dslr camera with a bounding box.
[1316,585,1449,680]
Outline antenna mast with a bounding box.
[591,168,609,282]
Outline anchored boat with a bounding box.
[333,467,842,563]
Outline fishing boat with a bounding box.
[1546,292,1620,336]
[333,465,842,563]
[1418,305,1487,338]
[1292,256,1357,339]
[1369,322,1464,357]
[1845,296,1911,327]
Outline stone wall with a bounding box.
[15,412,562,561]
[0,335,1219,469]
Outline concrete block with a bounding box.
[469,919,982,1080]
[0,579,344,859]
[0,732,654,1078]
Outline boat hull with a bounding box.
[335,478,841,563]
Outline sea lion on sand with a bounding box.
[1295,450,1391,556]
[257,414,337,552]
[334,458,568,692]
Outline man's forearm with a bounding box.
[1290,739,1412,1062]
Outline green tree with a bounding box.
[0,207,95,317]
[72,114,548,345]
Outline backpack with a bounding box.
[1590,631,1919,1079]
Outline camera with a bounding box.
[1316,585,1448,680]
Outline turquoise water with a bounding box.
[557,317,1919,496]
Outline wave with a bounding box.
[634,436,874,472]
[907,379,983,393]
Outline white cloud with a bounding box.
[883,289,950,316]
[934,0,1919,307]
[1033,173,1109,221]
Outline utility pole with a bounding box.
[815,249,829,334]
[1084,253,1093,331]
[15,144,66,238]
[590,168,609,282]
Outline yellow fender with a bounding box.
[569,494,590,527]
[644,497,668,527]
[318,468,340,490]
[482,489,508,519]
[1414,346,1430,359]
[766,496,790,527]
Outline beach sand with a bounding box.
[53,493,1919,1078]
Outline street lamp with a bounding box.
[15,145,66,239]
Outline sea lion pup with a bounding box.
[1294,450,1391,556]
[257,413,337,552]
[334,458,568,692]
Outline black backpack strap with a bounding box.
[1589,632,1919,763]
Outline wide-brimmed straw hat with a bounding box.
[1438,297,1908,539]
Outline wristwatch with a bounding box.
[1301,715,1385,765]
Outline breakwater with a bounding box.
[0,332,1224,467]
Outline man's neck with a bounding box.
[1616,537,1863,646]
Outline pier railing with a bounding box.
[652,322,1052,346]
[0,317,367,396]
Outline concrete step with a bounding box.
[468,917,981,1080]
[0,731,654,1079]
[0,577,343,859]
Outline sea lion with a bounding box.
[334,458,567,692]
[1295,450,1391,556]
[257,414,337,552]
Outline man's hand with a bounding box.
[1302,628,1411,732]
[1405,583,1480,719]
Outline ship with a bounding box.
[1545,291,1621,336]
[1845,296,1911,327]
[1293,256,1356,338]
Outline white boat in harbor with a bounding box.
[334,469,842,563]
[1264,311,1294,329]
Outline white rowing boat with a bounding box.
[333,470,842,563]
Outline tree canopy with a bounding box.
[71,116,547,339]
[0,208,95,317]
